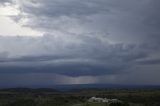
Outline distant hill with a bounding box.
[51,84,160,91]
[0,88,59,93]
[0,84,160,92]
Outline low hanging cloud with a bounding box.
[0,34,148,76]
[0,0,160,85]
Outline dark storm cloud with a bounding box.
[13,0,111,33]
[0,35,149,76]
[1,0,160,85]
[0,73,72,87]
[137,58,160,65]
[19,0,109,17]
[12,0,160,46]
[0,63,124,76]
[0,55,71,62]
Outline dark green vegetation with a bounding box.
[0,88,159,106]
[72,102,130,106]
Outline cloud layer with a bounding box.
[0,35,147,76]
[0,0,160,86]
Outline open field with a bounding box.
[0,88,159,106]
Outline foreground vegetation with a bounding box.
[0,88,159,106]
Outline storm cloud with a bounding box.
[0,0,160,86]
[0,35,148,76]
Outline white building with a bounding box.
[88,97,121,103]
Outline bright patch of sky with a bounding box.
[0,4,42,36]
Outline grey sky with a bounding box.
[0,0,160,86]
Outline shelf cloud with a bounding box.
[0,0,160,86]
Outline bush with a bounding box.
[6,99,36,106]
[109,102,129,106]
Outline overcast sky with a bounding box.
[0,0,160,87]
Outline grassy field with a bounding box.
[0,88,159,106]
[72,103,109,106]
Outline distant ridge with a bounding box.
[52,84,160,91]
[0,84,160,92]
[0,88,59,93]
